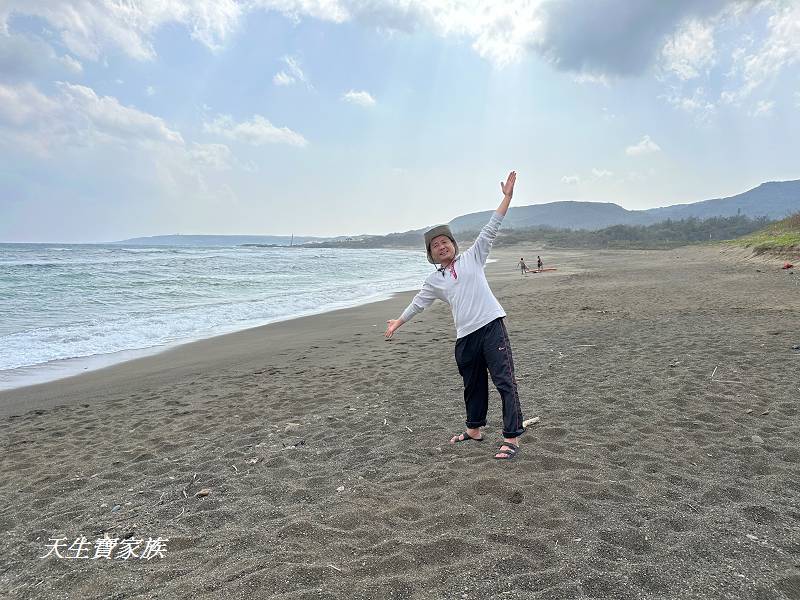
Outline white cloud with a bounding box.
[1,0,546,69]
[751,99,774,117]
[625,135,661,156]
[591,168,613,178]
[0,81,183,154]
[61,54,83,74]
[146,85,156,96]
[188,142,233,169]
[0,82,60,128]
[561,174,580,184]
[723,3,800,102]
[204,114,308,147]
[0,80,240,228]
[663,86,715,122]
[571,72,609,86]
[0,0,754,75]
[272,55,312,88]
[273,71,295,86]
[342,89,376,107]
[58,82,184,145]
[661,19,716,80]
[0,31,83,80]
[0,0,243,61]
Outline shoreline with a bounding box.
[0,285,421,395]
[0,286,421,417]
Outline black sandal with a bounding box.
[494,442,518,460]
[451,431,484,443]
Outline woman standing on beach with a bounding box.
[385,172,525,460]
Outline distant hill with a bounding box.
[449,201,634,232]
[110,179,800,247]
[110,234,330,246]
[634,180,800,224]
[448,180,800,232]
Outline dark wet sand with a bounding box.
[1,245,799,599]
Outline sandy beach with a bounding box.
[1,245,799,599]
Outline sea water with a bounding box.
[0,243,433,391]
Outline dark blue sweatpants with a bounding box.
[454,317,525,438]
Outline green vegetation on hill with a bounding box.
[467,215,771,250]
[730,213,800,253]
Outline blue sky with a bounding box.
[1,0,799,242]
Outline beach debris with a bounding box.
[761,410,769,415]
[111,505,121,512]
[284,422,301,433]
[383,419,388,426]
[100,503,108,508]
[281,439,305,450]
[405,426,413,433]
[746,409,753,414]
[328,564,342,572]
[752,435,764,444]
[746,534,758,541]
[336,486,345,493]
[231,465,239,473]
[782,262,793,270]
[247,457,260,465]
[195,488,211,498]
[523,417,540,429]
[711,366,718,379]
[508,491,524,504]
[792,345,800,350]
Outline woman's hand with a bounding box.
[500,171,516,198]
[385,319,404,338]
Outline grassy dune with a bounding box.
[731,213,800,254]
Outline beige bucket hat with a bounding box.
[424,225,458,264]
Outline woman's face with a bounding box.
[430,235,455,264]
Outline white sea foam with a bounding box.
[0,244,432,390]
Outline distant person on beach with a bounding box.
[537,256,543,271]
[517,257,528,275]
[385,171,525,460]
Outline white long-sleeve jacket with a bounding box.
[400,211,506,339]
